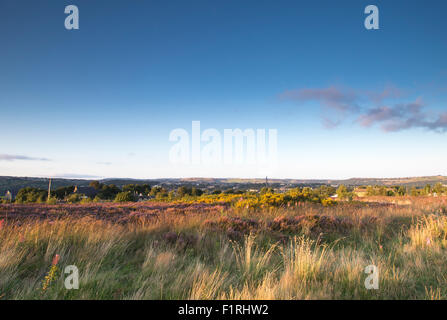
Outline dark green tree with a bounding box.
[114,191,136,203]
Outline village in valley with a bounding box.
[1,175,447,205]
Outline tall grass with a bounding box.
[407,215,447,249]
[0,197,446,299]
[232,234,278,280]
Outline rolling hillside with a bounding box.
[0,175,446,195]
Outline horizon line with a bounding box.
[1,174,446,181]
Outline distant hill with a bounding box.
[0,175,446,196]
[0,176,92,195]
[177,176,447,187]
[0,176,161,196]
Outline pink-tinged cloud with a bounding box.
[357,99,424,129]
[357,98,447,133]
[281,85,447,133]
[280,86,359,112]
[367,85,403,104]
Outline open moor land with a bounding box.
[0,196,446,299]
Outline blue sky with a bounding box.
[1,0,447,179]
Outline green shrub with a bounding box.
[80,197,92,204]
[66,193,85,204]
[97,184,121,200]
[46,197,57,205]
[15,187,47,203]
[114,191,136,203]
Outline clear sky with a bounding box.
[1,0,447,179]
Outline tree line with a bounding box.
[4,182,447,204]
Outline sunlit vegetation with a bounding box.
[11,181,447,207]
[0,195,447,299]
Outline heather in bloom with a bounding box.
[0,196,446,299]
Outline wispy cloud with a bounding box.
[281,85,447,133]
[0,154,51,161]
[357,98,447,132]
[280,86,360,112]
[322,117,341,129]
[358,99,423,130]
[367,85,403,104]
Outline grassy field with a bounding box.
[0,197,446,300]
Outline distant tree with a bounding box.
[138,184,151,195]
[316,185,335,198]
[150,186,163,196]
[366,186,375,196]
[53,186,75,200]
[97,184,121,200]
[89,181,102,190]
[122,184,137,193]
[114,191,136,203]
[191,187,203,197]
[433,182,443,195]
[122,184,150,195]
[396,186,407,196]
[155,188,168,199]
[66,193,85,204]
[177,186,192,197]
[410,187,419,196]
[336,185,349,199]
[386,190,395,196]
[15,187,47,203]
[378,186,387,196]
